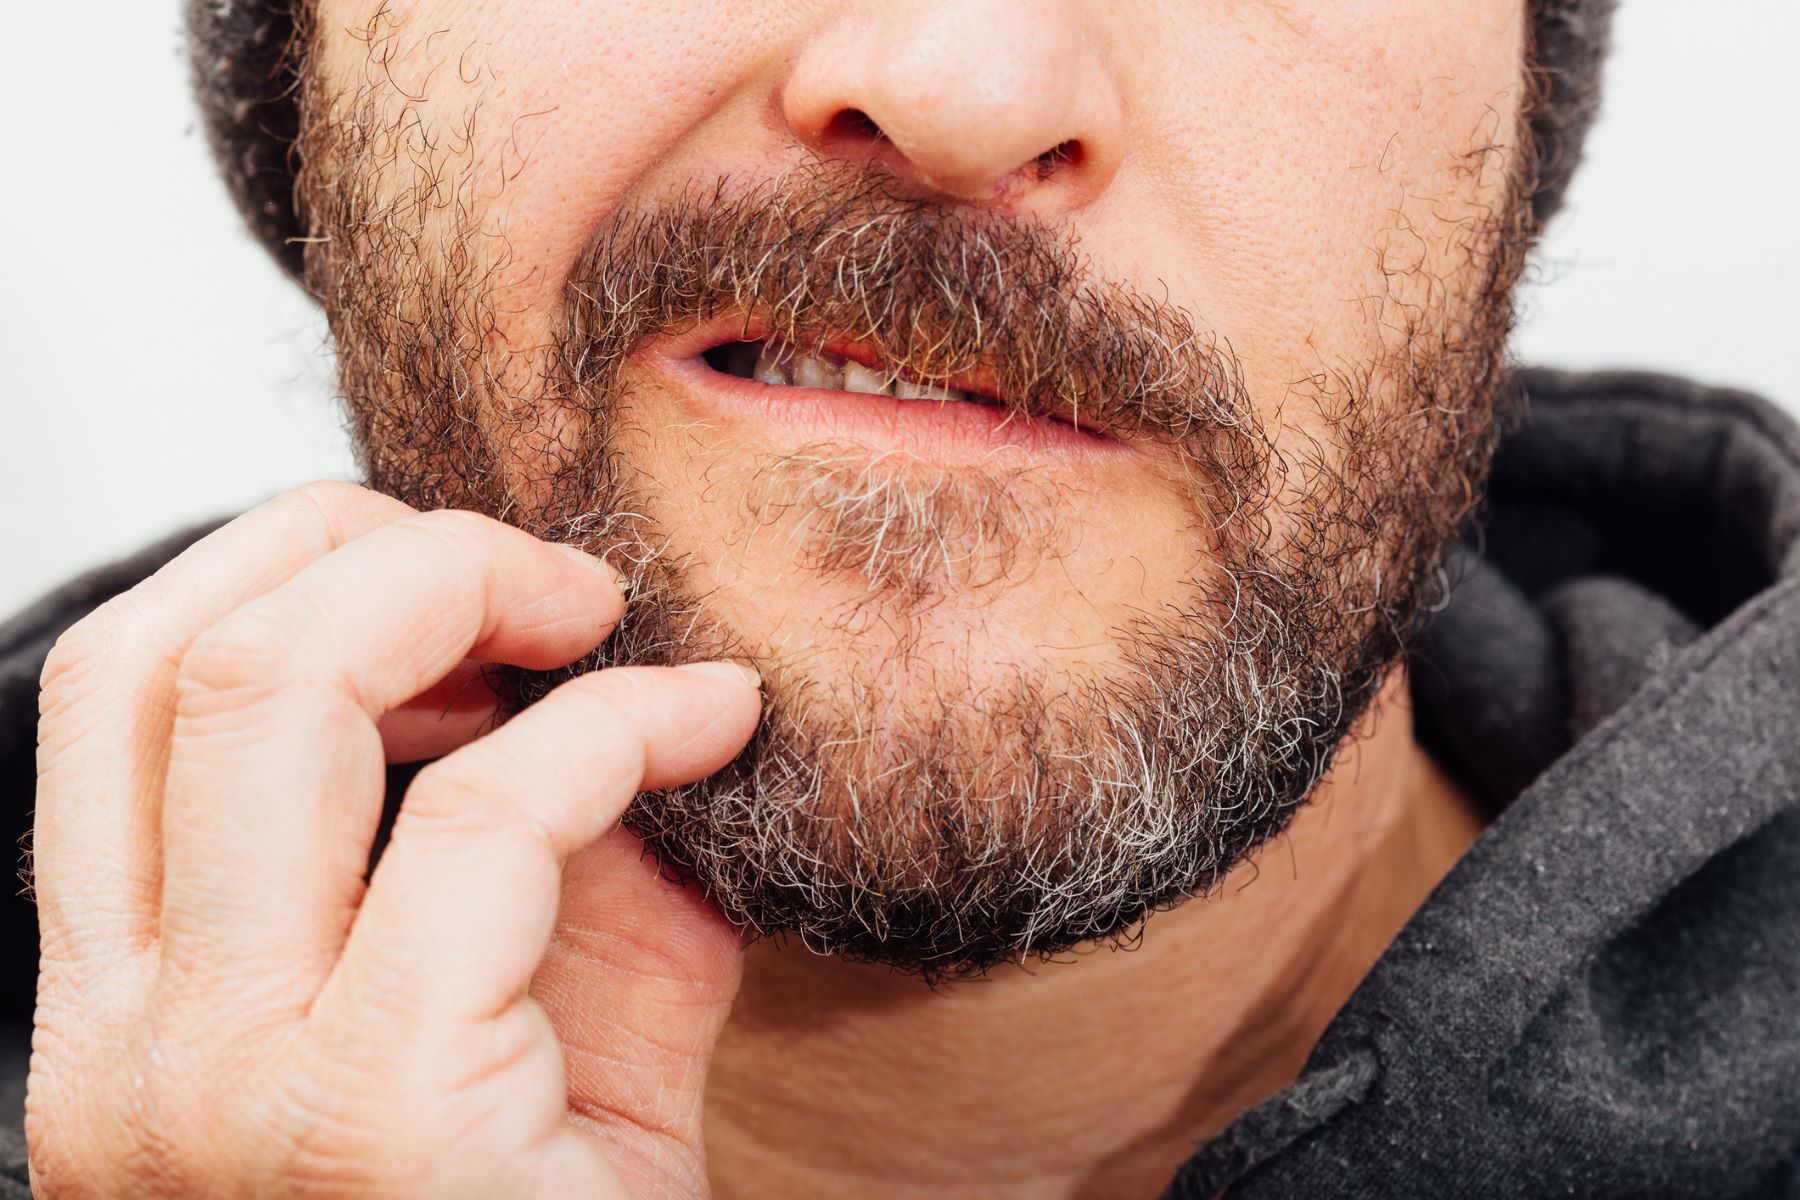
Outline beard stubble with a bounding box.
[293,73,1536,979]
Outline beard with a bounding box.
[295,83,1535,979]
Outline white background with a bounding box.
[3,1,1796,616]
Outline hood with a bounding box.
[1170,368,1800,1197]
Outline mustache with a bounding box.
[557,162,1268,469]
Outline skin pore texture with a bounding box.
[293,0,1528,1193]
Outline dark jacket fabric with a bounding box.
[2,368,1797,1197]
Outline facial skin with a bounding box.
[294,0,1531,978]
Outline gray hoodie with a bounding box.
[2,368,1797,1197]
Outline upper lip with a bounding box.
[643,314,1123,441]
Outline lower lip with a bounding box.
[641,346,1128,464]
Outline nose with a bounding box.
[781,0,1123,210]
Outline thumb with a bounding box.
[532,827,744,1191]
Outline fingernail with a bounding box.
[551,543,626,594]
[676,660,762,689]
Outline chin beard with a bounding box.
[296,76,1535,977]
[498,543,1389,979]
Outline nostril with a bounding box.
[1033,140,1083,181]
[824,107,887,146]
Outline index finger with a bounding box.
[319,662,761,1030]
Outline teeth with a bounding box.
[894,378,956,402]
[841,361,889,395]
[792,353,842,391]
[733,341,979,406]
[752,343,790,386]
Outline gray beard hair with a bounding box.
[739,442,1076,593]
[296,87,1534,975]
[584,547,1354,976]
[497,414,1420,977]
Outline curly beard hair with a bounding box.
[293,24,1537,979]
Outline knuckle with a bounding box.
[403,758,517,837]
[563,677,651,759]
[405,755,574,860]
[36,595,167,765]
[393,673,658,857]
[565,676,652,761]
[289,478,372,512]
[39,619,107,699]
[407,506,507,551]
[174,605,310,711]
[567,667,646,710]
[38,594,134,705]
[268,481,377,561]
[364,510,510,605]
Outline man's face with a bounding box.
[296,0,1531,976]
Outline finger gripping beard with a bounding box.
[297,84,1533,978]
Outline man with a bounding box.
[2,0,1796,1194]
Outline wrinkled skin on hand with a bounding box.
[26,482,762,1198]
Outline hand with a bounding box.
[25,482,762,1198]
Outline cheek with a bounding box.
[312,0,1521,371]
[462,0,792,294]
[308,0,815,316]
[1097,0,1526,393]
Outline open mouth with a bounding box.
[701,339,1002,410]
[640,323,1128,461]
